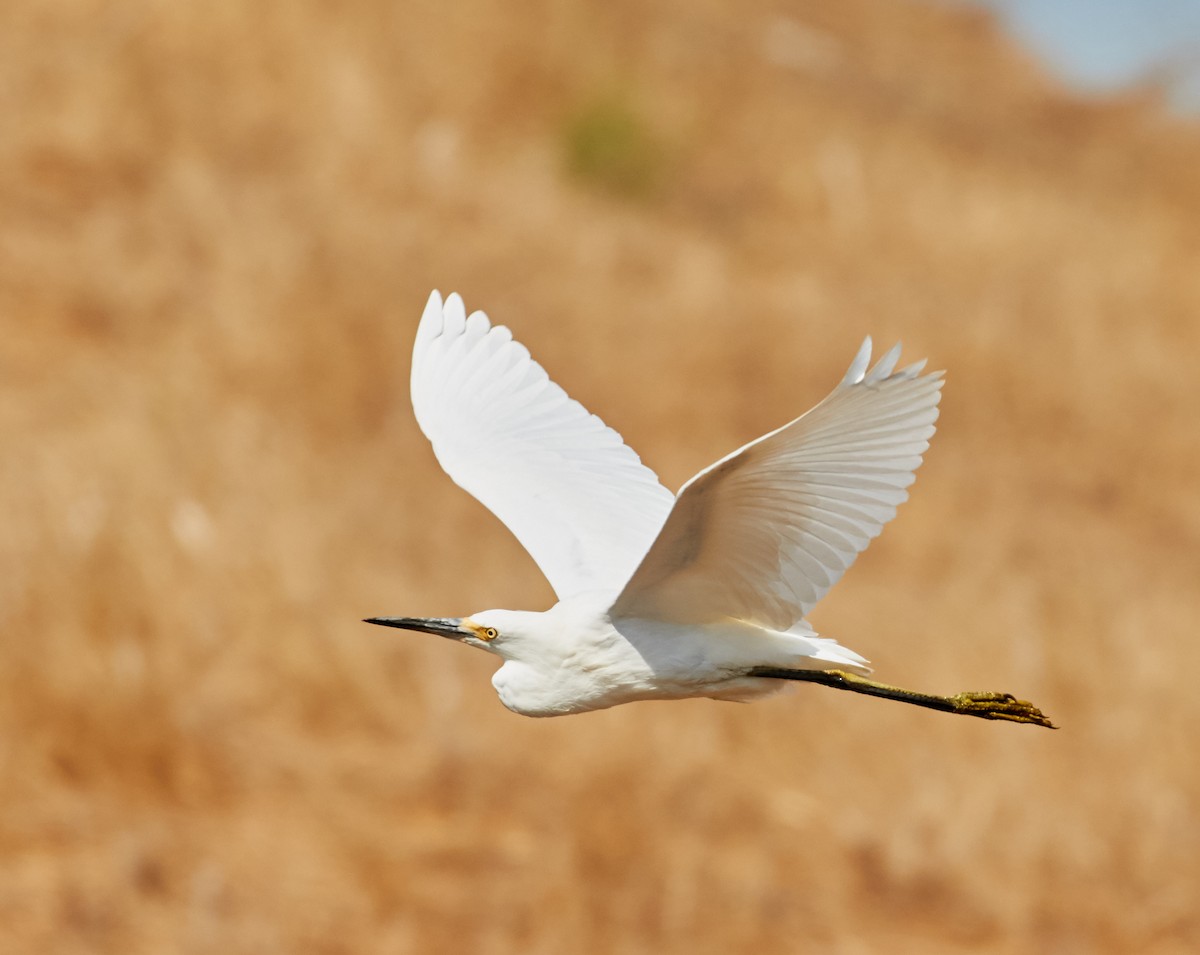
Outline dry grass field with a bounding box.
[2,0,1199,952]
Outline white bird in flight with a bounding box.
[366,292,1053,728]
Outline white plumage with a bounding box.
[366,291,1054,728]
[410,291,673,601]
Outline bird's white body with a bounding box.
[370,290,948,718]
[478,598,868,717]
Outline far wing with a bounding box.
[411,291,675,601]
[611,340,943,630]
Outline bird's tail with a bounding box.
[784,621,872,674]
[804,637,871,673]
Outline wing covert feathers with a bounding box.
[612,339,943,630]
[411,291,675,600]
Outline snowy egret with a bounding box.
[366,292,1054,728]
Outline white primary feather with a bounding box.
[611,338,944,630]
[410,291,675,601]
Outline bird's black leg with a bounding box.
[748,667,1056,728]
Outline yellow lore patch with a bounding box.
[464,620,499,642]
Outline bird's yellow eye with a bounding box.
[482,627,498,641]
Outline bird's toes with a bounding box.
[950,691,1057,729]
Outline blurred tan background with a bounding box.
[2,1,1199,952]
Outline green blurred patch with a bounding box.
[563,96,665,199]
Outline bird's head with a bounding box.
[363,608,547,660]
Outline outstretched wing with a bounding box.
[410,291,675,601]
[611,339,943,630]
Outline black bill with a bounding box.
[362,616,469,640]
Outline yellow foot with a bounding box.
[948,691,1057,728]
[747,667,1058,729]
